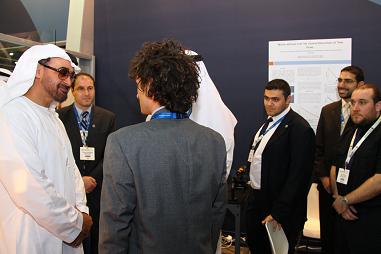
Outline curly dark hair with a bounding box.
[128,39,200,113]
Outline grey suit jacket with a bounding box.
[99,114,227,254]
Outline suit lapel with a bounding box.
[87,105,97,144]
[69,105,83,147]
[331,100,342,137]
[265,109,293,148]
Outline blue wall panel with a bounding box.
[94,0,381,173]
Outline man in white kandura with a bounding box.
[0,44,92,254]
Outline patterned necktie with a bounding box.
[341,103,350,135]
[80,111,89,130]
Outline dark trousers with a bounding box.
[334,206,381,254]
[318,184,335,254]
[245,189,302,254]
[83,186,101,254]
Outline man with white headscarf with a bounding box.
[0,44,92,254]
[187,51,237,177]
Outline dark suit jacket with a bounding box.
[99,110,227,254]
[57,104,115,252]
[57,104,116,182]
[314,101,353,181]
[248,109,315,225]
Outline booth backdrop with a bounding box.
[94,0,381,174]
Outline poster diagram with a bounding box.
[269,38,352,130]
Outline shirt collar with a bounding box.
[269,105,290,122]
[74,103,92,115]
[151,106,165,115]
[341,99,350,109]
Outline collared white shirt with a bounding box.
[74,103,92,116]
[146,106,165,121]
[249,106,291,189]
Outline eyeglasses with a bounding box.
[38,60,75,81]
[337,78,356,84]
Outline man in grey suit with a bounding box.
[99,39,227,254]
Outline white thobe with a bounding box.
[0,96,88,254]
[189,59,237,177]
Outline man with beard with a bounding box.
[330,84,381,253]
[0,44,92,254]
[314,66,364,254]
[245,79,315,254]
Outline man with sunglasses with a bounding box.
[314,65,364,254]
[0,44,92,254]
[58,72,116,254]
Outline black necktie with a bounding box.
[80,111,89,130]
[253,117,273,152]
[259,117,273,136]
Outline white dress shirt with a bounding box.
[249,106,291,189]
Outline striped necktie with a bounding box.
[80,111,89,130]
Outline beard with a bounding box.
[51,83,69,102]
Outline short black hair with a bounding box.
[71,72,95,90]
[265,79,291,98]
[128,39,199,113]
[354,83,381,103]
[341,65,365,83]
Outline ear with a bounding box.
[357,81,365,87]
[375,100,381,114]
[35,65,43,79]
[286,95,292,105]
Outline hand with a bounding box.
[262,215,282,231]
[83,176,97,193]
[332,195,348,215]
[66,213,93,248]
[320,177,331,194]
[341,205,359,221]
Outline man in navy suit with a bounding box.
[58,72,116,254]
[245,79,315,254]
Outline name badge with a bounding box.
[337,168,349,185]
[247,149,254,163]
[80,146,95,161]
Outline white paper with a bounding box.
[269,38,352,130]
[265,221,289,254]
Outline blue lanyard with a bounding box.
[151,111,189,120]
[251,115,286,150]
[261,115,285,136]
[73,107,92,131]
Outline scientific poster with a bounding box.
[269,38,351,130]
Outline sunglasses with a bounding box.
[38,60,75,81]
